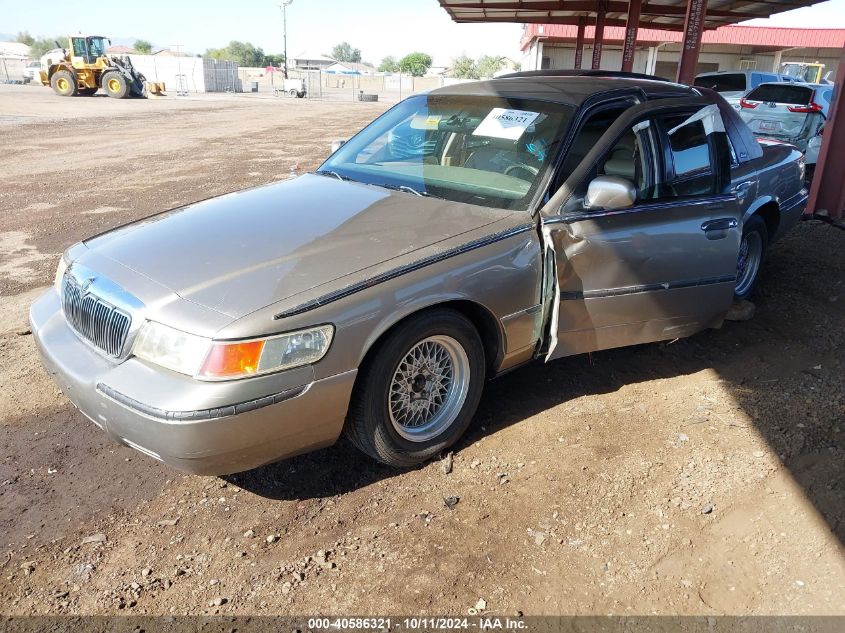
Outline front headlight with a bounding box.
[54,255,68,292]
[133,321,213,377]
[199,324,334,380]
[132,321,334,380]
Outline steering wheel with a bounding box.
[504,163,539,179]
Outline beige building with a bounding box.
[520,24,845,79]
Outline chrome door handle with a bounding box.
[701,218,738,232]
[731,181,753,199]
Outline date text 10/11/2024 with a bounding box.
[307,617,529,630]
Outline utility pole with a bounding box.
[280,0,293,78]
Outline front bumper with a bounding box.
[30,288,356,475]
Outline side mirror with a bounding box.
[330,139,347,154]
[585,175,637,211]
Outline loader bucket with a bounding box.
[146,82,166,96]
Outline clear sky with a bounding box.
[3,0,845,66]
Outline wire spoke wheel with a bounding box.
[388,335,470,442]
[735,230,763,297]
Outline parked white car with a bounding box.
[694,70,799,110]
[805,126,824,184]
[22,60,40,83]
[739,82,834,152]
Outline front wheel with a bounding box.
[734,215,768,300]
[345,309,486,467]
[50,70,76,97]
[288,89,298,98]
[102,72,129,99]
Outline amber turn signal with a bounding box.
[200,340,266,379]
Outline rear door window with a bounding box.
[694,73,746,93]
[661,114,716,198]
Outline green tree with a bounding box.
[204,41,266,67]
[16,31,35,46]
[331,41,361,63]
[134,39,153,54]
[451,55,478,79]
[476,55,506,78]
[29,36,63,59]
[399,52,432,77]
[263,53,285,67]
[378,56,399,73]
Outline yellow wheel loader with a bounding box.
[781,62,830,85]
[39,35,165,98]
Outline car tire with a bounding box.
[102,72,129,99]
[734,215,768,300]
[50,70,77,97]
[345,308,486,467]
[289,89,298,98]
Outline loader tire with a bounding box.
[78,87,98,96]
[102,72,129,99]
[50,70,77,97]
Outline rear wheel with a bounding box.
[345,309,486,467]
[50,70,76,97]
[288,89,298,98]
[102,72,129,99]
[735,215,768,300]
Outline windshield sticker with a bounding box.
[410,114,442,130]
[473,108,541,140]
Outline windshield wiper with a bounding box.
[374,183,439,198]
[313,169,352,182]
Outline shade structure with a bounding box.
[439,0,830,31]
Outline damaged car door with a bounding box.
[541,98,745,360]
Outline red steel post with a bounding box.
[807,48,845,221]
[622,0,643,72]
[676,0,708,85]
[574,16,586,69]
[592,2,608,70]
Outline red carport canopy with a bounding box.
[439,1,829,30]
[440,0,830,79]
[440,0,845,221]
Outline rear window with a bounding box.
[694,73,746,92]
[745,84,813,105]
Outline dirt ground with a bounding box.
[0,83,843,617]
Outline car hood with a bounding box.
[84,173,516,319]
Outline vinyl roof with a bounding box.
[439,1,830,32]
[429,74,695,104]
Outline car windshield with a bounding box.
[694,73,746,93]
[319,94,575,211]
[745,84,813,105]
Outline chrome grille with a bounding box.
[61,276,131,357]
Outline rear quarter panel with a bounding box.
[746,142,806,242]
